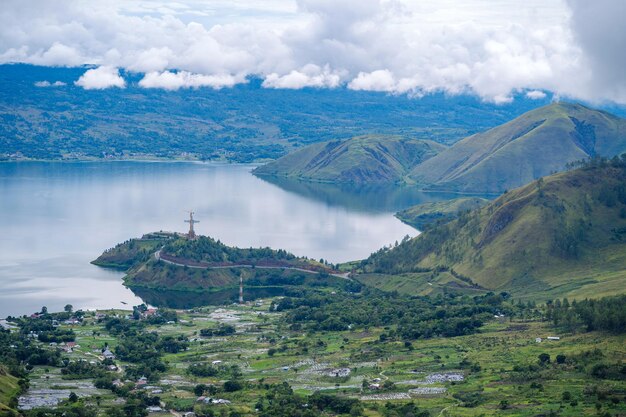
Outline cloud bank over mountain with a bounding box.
[1,0,624,103]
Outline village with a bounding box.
[3,293,623,417]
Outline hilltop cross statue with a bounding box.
[185,211,199,239]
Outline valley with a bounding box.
[3,2,626,416]
[1,294,624,417]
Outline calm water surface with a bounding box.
[0,161,458,317]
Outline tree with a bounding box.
[223,380,243,392]
[68,392,79,403]
[538,353,550,365]
[64,304,73,313]
[556,354,566,364]
[41,306,48,314]
[194,384,207,396]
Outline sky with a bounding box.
[1,0,625,103]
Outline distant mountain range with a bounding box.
[361,158,626,300]
[0,64,555,162]
[258,102,626,193]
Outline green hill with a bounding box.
[94,234,351,293]
[396,197,490,230]
[409,102,626,193]
[253,135,445,184]
[363,157,626,300]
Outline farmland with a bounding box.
[3,296,625,417]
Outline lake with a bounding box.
[0,161,460,317]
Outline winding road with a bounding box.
[154,249,352,280]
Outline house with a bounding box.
[108,365,118,371]
[64,342,77,352]
[146,406,163,413]
[369,383,381,390]
[204,398,231,405]
[151,389,163,394]
[103,348,116,359]
[213,399,231,405]
[112,379,124,388]
[211,360,222,365]
[136,376,148,387]
[547,336,560,341]
[183,412,196,417]
[535,337,542,343]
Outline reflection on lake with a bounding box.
[0,161,462,316]
[256,175,463,213]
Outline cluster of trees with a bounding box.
[0,327,61,378]
[253,382,362,417]
[163,236,297,265]
[102,316,187,382]
[276,289,511,339]
[15,313,79,344]
[60,360,108,380]
[200,324,236,337]
[547,295,626,333]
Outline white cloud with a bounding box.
[138,70,242,90]
[0,0,625,103]
[262,65,342,89]
[74,66,125,90]
[34,80,66,87]
[566,0,626,103]
[526,90,547,100]
[348,70,396,92]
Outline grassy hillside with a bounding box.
[396,197,490,230]
[409,102,626,193]
[0,366,20,416]
[253,135,445,184]
[363,157,626,300]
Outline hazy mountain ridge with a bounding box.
[0,64,554,163]
[362,158,626,300]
